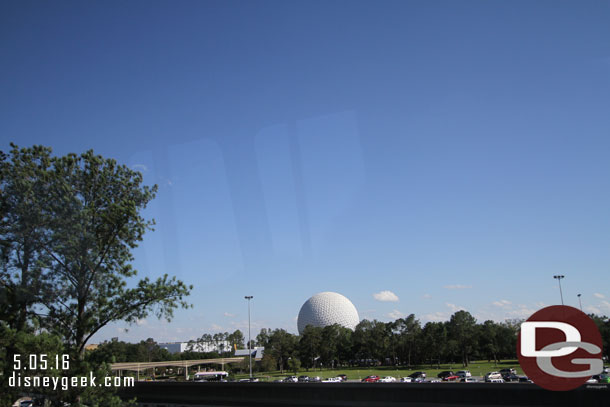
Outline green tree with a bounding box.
[421,322,446,368]
[394,314,422,367]
[265,329,297,373]
[298,325,322,370]
[0,145,192,405]
[0,146,56,328]
[38,149,192,359]
[227,329,245,351]
[590,314,610,361]
[447,311,477,367]
[287,355,301,374]
[478,320,500,365]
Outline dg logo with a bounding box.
[518,305,603,391]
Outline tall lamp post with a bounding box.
[244,296,253,380]
[577,293,582,311]
[553,275,565,305]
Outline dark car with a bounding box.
[361,375,380,383]
[499,368,517,375]
[409,371,426,379]
[592,374,610,383]
[298,375,310,382]
[518,376,533,383]
[502,373,519,382]
[337,374,348,382]
[437,371,454,379]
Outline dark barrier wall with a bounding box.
[118,382,608,407]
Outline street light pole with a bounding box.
[553,275,565,305]
[577,293,582,311]
[245,296,253,380]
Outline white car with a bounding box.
[283,376,298,383]
[400,377,413,383]
[484,372,503,382]
[456,370,471,378]
[322,377,342,383]
[379,376,397,383]
[460,377,477,383]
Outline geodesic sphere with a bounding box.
[297,292,360,335]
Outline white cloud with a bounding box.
[594,293,605,299]
[210,324,223,331]
[443,284,472,290]
[446,303,465,313]
[135,319,148,326]
[131,164,148,172]
[585,300,610,315]
[422,303,465,322]
[422,311,449,322]
[388,310,405,319]
[373,290,399,302]
[422,294,432,299]
[223,312,236,318]
[492,300,511,307]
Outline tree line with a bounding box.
[254,311,521,373]
[90,311,610,377]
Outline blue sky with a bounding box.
[2,1,610,343]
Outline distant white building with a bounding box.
[159,340,231,354]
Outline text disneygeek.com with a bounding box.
[9,372,135,391]
[9,354,134,390]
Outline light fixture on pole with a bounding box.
[577,293,582,311]
[244,295,253,380]
[553,275,565,305]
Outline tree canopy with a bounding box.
[0,144,192,405]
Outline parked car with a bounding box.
[298,375,310,382]
[379,376,396,383]
[518,376,533,383]
[310,376,321,382]
[502,373,519,382]
[361,375,380,383]
[592,374,610,384]
[322,377,342,382]
[499,368,517,375]
[603,366,609,374]
[484,372,503,382]
[400,377,413,383]
[456,370,471,378]
[443,375,461,382]
[460,377,477,383]
[337,374,348,382]
[437,371,454,379]
[408,371,427,379]
[283,376,298,383]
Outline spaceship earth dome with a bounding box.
[297,292,360,335]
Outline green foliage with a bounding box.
[0,144,192,405]
[447,310,477,367]
[287,356,301,374]
[0,322,64,407]
[590,314,610,360]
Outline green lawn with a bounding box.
[234,360,523,381]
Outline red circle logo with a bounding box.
[517,305,603,391]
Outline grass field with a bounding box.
[234,360,523,381]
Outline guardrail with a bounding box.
[119,381,608,406]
